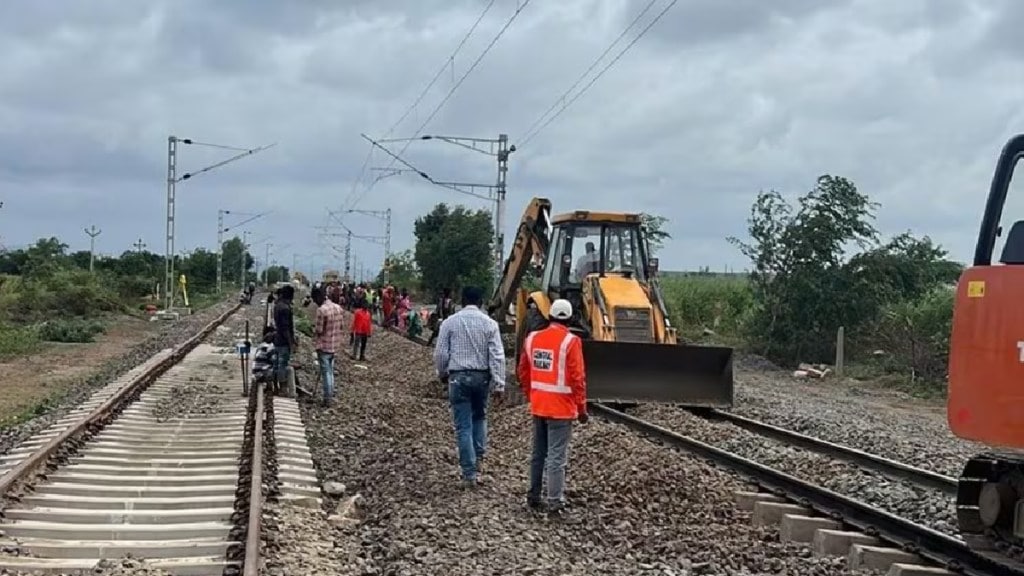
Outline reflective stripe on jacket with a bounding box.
[516,323,587,419]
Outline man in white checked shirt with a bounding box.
[433,286,506,488]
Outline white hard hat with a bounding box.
[549,299,573,320]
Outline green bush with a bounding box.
[868,287,954,385]
[0,323,40,358]
[295,315,314,338]
[8,269,123,321]
[662,275,754,338]
[113,275,155,299]
[37,319,107,343]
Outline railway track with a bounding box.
[0,304,268,575]
[393,323,1017,574]
[591,403,1024,576]
[694,408,959,495]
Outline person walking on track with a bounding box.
[427,287,455,346]
[312,286,344,407]
[433,286,506,489]
[351,300,372,361]
[516,298,588,515]
[272,285,298,397]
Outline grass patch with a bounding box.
[0,324,41,359]
[662,275,753,341]
[38,319,106,343]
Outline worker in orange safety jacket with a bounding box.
[516,298,588,515]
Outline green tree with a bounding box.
[377,249,419,288]
[728,176,879,363]
[641,213,671,255]
[261,265,290,285]
[220,237,254,286]
[414,203,494,299]
[177,249,219,292]
[729,175,957,367]
[23,238,69,278]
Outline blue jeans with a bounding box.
[317,351,335,402]
[448,371,491,481]
[274,345,291,385]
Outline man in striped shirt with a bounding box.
[312,286,345,407]
[433,286,506,488]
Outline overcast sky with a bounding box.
[3,0,1024,276]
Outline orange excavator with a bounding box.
[949,133,1024,550]
[488,197,734,407]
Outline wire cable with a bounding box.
[382,0,497,140]
[519,0,678,147]
[341,0,497,213]
[350,0,533,209]
[519,0,659,145]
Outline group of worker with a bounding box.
[266,278,586,515]
[432,286,586,517]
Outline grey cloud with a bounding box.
[2,0,1024,273]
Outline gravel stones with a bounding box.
[731,356,979,478]
[150,376,228,422]
[86,556,175,575]
[265,316,866,576]
[631,404,959,536]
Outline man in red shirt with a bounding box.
[351,301,372,361]
[312,286,345,407]
[516,298,588,515]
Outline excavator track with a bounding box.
[958,452,1024,561]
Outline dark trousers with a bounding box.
[351,334,368,359]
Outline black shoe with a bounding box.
[527,497,544,510]
[546,501,566,517]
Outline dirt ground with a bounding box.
[0,315,155,425]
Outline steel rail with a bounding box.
[0,303,242,496]
[242,382,265,576]
[591,403,1024,576]
[697,409,959,495]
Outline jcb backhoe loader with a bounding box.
[488,198,734,407]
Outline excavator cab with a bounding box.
[514,210,734,408]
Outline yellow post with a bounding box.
[179,274,190,308]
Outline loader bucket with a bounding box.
[582,340,734,408]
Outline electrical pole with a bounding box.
[164,136,275,310]
[132,238,146,253]
[340,208,391,283]
[165,136,177,308]
[84,225,102,273]
[345,230,352,282]
[369,133,515,287]
[264,243,272,287]
[240,231,251,287]
[495,133,510,284]
[216,209,267,294]
[216,210,225,294]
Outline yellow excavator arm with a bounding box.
[487,197,553,323]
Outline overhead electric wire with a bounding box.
[519,0,679,147]
[348,0,533,210]
[382,0,498,140]
[341,0,498,214]
[361,134,492,201]
[519,0,659,144]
